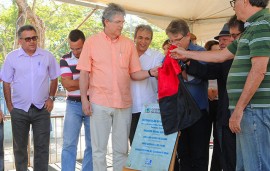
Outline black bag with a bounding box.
[159,75,203,135]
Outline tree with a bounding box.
[15,0,45,48]
[0,0,167,65]
[0,2,17,64]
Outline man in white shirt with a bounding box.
[129,24,164,145]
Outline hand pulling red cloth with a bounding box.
[158,45,202,135]
[158,45,181,99]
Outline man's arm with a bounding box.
[229,56,269,133]
[171,47,234,63]
[3,82,13,113]
[80,70,91,115]
[44,78,58,113]
[61,76,79,92]
[130,66,159,80]
[187,60,221,80]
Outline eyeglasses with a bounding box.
[169,35,185,44]
[109,20,125,25]
[230,0,236,8]
[20,36,38,42]
[230,32,241,39]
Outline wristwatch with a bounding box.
[49,96,56,101]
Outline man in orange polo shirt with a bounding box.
[77,3,159,171]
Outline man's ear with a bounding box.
[244,0,249,7]
[18,39,22,45]
[104,19,110,27]
[186,32,191,39]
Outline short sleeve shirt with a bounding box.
[77,32,141,108]
[227,9,270,108]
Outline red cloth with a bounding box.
[158,45,182,99]
[158,45,202,135]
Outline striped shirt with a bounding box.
[227,8,270,109]
[60,52,80,100]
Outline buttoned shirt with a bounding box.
[227,8,270,108]
[131,48,164,113]
[77,32,141,108]
[185,42,208,110]
[1,47,61,112]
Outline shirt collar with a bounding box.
[101,31,120,43]
[142,48,151,57]
[187,41,196,50]
[245,8,269,28]
[71,52,77,59]
[18,47,42,57]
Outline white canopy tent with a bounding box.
[56,0,240,42]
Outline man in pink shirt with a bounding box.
[1,25,60,171]
[77,3,159,171]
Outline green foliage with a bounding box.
[0,4,18,64]
[0,0,167,65]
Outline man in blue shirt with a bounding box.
[166,19,211,171]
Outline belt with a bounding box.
[67,96,89,102]
[30,104,38,109]
[30,104,45,111]
[67,99,82,102]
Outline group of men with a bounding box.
[171,0,270,171]
[0,0,269,171]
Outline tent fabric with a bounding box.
[158,45,202,135]
[56,0,241,42]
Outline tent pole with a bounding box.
[53,8,97,54]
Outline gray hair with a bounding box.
[166,19,190,36]
[134,24,153,40]
[102,3,126,27]
[17,25,37,38]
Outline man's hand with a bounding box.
[0,110,5,123]
[208,88,218,101]
[170,47,188,61]
[44,98,54,113]
[6,103,13,113]
[82,98,92,116]
[149,65,161,77]
[229,109,243,134]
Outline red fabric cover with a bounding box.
[158,45,182,99]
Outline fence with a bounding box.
[0,83,86,170]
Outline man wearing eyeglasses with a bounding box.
[77,3,159,171]
[166,19,211,171]
[1,25,60,171]
[171,0,270,170]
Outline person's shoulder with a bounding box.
[190,43,205,51]
[37,48,53,55]
[147,48,164,57]
[261,10,270,20]
[5,48,21,60]
[90,32,100,39]
[6,48,19,56]
[85,32,103,44]
[61,52,72,60]
[120,35,134,44]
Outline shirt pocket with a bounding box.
[119,52,129,69]
[37,63,48,76]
